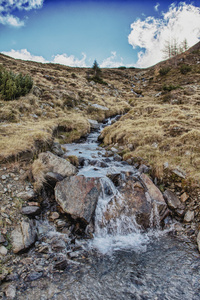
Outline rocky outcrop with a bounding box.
[55,176,101,224]
[11,221,37,253]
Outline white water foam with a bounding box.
[90,177,150,254]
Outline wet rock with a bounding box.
[113,154,122,162]
[110,147,118,153]
[184,210,194,222]
[55,175,101,224]
[88,119,99,129]
[21,206,41,216]
[0,245,8,255]
[51,142,65,157]
[51,239,66,252]
[163,189,185,215]
[11,221,37,253]
[17,189,36,201]
[5,284,16,299]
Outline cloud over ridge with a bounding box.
[128,3,200,68]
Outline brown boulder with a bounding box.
[55,175,101,224]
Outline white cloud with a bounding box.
[52,53,87,67]
[0,14,24,27]
[154,3,160,12]
[100,51,125,68]
[128,3,200,68]
[2,49,88,67]
[2,49,48,63]
[0,0,43,27]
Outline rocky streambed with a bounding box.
[1,116,200,299]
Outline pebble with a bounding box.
[1,175,6,180]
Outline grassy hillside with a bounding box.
[100,42,200,189]
[0,42,200,192]
[0,54,131,163]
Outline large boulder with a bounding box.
[55,176,101,224]
[11,221,37,253]
[32,151,77,190]
[103,174,168,229]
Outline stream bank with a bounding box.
[1,116,200,299]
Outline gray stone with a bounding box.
[0,245,8,256]
[197,231,200,252]
[55,175,101,224]
[184,210,194,222]
[172,168,186,179]
[26,272,43,281]
[0,232,5,243]
[17,189,36,201]
[36,151,77,178]
[88,119,100,129]
[32,85,42,97]
[5,285,16,299]
[45,172,64,185]
[32,152,77,190]
[21,206,41,216]
[91,104,109,111]
[163,189,185,212]
[51,142,65,157]
[11,221,37,253]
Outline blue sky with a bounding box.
[0,0,200,68]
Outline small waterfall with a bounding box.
[91,176,149,254]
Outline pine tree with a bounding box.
[92,60,101,78]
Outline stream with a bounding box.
[9,117,200,299]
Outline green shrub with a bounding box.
[118,66,126,70]
[162,84,180,92]
[0,67,33,101]
[159,67,171,76]
[180,64,192,74]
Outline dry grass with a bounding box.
[0,53,132,163]
[100,49,200,186]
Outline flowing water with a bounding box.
[15,117,200,299]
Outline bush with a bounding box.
[0,67,33,101]
[159,67,171,76]
[118,66,126,70]
[180,64,192,74]
[162,84,180,92]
